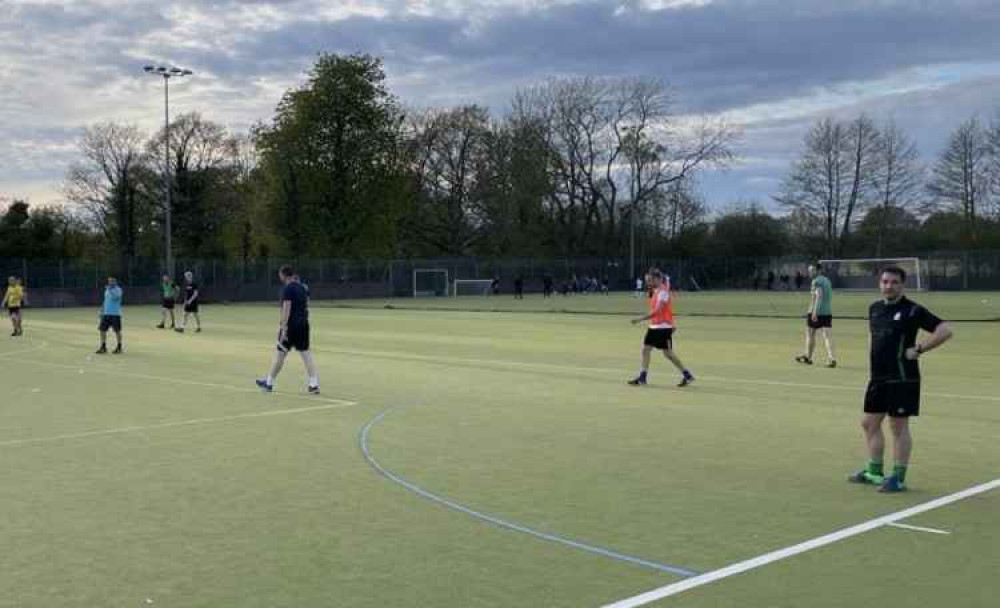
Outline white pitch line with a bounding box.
[602,478,1000,608]
[0,403,353,448]
[0,340,49,359]
[10,356,357,407]
[319,346,1000,404]
[887,522,951,535]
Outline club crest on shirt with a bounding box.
[893,312,902,321]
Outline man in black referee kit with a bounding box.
[849,266,952,492]
[256,265,320,394]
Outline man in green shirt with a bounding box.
[156,275,178,329]
[795,263,837,368]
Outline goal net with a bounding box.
[412,268,449,297]
[819,258,927,291]
[453,279,494,297]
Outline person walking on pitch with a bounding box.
[628,268,694,388]
[2,276,26,337]
[157,275,178,329]
[796,263,837,367]
[256,266,320,395]
[175,271,202,333]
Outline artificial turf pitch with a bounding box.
[0,292,997,607]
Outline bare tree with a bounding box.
[512,77,737,256]
[871,119,923,255]
[64,122,151,272]
[148,112,241,257]
[775,115,878,255]
[927,117,991,245]
[406,105,492,254]
[987,115,1000,216]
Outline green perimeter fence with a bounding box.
[2,250,1000,307]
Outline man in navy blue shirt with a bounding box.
[256,265,319,394]
[848,267,952,492]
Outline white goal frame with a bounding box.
[819,257,926,291]
[453,279,494,297]
[412,268,449,298]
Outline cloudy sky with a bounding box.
[2,0,999,211]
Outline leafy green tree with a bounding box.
[256,53,409,258]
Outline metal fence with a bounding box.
[2,250,999,307]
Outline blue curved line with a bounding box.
[359,407,700,578]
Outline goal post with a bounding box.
[412,268,449,297]
[818,257,927,291]
[453,279,494,297]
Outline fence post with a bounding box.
[59,259,65,289]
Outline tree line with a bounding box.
[3,53,1000,271]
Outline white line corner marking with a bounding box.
[887,522,951,535]
[603,478,1000,608]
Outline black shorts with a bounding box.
[807,315,833,329]
[161,298,175,310]
[99,315,122,332]
[643,328,674,350]
[8,307,20,315]
[864,380,920,417]
[279,323,310,352]
[184,302,199,313]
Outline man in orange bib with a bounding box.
[628,268,694,387]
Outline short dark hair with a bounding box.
[811,262,823,272]
[648,268,664,279]
[278,265,295,277]
[881,266,907,282]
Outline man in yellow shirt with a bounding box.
[2,276,26,337]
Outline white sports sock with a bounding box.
[308,376,319,387]
[266,375,274,385]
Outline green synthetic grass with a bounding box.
[0,293,997,607]
[324,290,1000,322]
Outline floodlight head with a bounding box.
[169,67,182,74]
[143,65,155,72]
[156,66,168,73]
[180,69,193,76]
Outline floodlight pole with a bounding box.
[143,65,193,279]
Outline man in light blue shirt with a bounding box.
[97,277,123,354]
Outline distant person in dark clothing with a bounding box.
[780,273,790,290]
[543,274,554,298]
[767,270,776,291]
[601,277,610,295]
[795,270,805,290]
[491,277,501,296]
[514,276,524,299]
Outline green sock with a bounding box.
[867,460,884,476]
[893,464,908,483]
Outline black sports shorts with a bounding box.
[184,301,199,313]
[643,328,674,350]
[161,298,175,310]
[99,315,122,332]
[279,323,310,352]
[864,380,920,417]
[807,315,833,329]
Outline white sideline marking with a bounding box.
[11,356,357,407]
[602,478,1000,608]
[887,522,951,535]
[0,403,353,447]
[319,346,1000,404]
[0,340,49,359]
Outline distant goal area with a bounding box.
[820,258,927,291]
[412,269,499,297]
